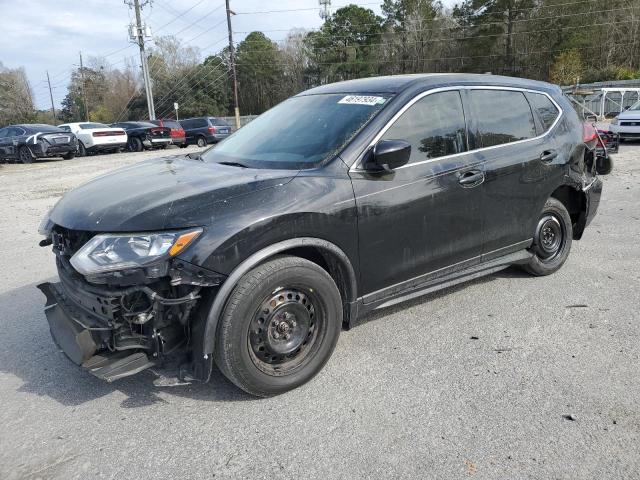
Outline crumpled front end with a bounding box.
[39,225,224,382]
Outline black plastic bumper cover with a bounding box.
[38,282,98,365]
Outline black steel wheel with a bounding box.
[214,255,342,397]
[18,146,34,164]
[523,197,572,276]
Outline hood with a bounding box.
[50,155,297,232]
[618,109,640,120]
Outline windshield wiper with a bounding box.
[218,161,249,168]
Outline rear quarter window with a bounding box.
[468,90,536,148]
[526,93,560,132]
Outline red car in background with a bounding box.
[150,118,187,148]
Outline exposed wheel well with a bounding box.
[275,246,356,326]
[550,185,587,239]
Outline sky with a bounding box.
[0,0,456,110]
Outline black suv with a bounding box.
[180,116,232,146]
[38,74,610,396]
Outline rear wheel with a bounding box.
[196,136,207,148]
[214,256,342,397]
[128,137,143,152]
[18,146,33,164]
[523,197,573,276]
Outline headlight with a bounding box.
[610,117,619,125]
[70,228,202,275]
[38,209,53,236]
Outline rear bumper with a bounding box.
[584,176,603,228]
[171,136,187,145]
[87,142,126,153]
[144,138,171,148]
[33,143,77,158]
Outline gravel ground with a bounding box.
[0,143,639,479]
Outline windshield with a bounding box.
[202,93,390,169]
[627,100,640,111]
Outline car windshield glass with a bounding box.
[627,100,640,111]
[202,93,390,169]
[132,122,158,128]
[162,121,181,128]
[210,118,229,126]
[79,123,108,129]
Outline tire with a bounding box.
[214,255,342,397]
[61,151,75,160]
[196,136,207,148]
[128,137,143,152]
[18,146,34,164]
[179,144,188,149]
[523,197,573,276]
[77,141,86,157]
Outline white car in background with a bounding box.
[58,122,128,156]
[609,101,640,141]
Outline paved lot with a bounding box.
[0,143,639,479]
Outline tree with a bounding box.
[236,32,285,115]
[305,6,383,83]
[550,50,584,85]
[0,63,35,125]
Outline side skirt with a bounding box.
[352,248,533,323]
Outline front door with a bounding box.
[350,90,485,302]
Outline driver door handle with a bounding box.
[458,170,485,187]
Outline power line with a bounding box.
[234,2,381,15]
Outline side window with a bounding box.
[381,90,467,164]
[527,92,560,132]
[59,125,71,132]
[0,128,7,138]
[196,118,208,128]
[181,120,193,129]
[468,90,536,148]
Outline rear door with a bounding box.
[351,89,485,301]
[464,88,564,259]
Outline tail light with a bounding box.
[208,126,217,134]
[93,130,126,137]
[583,122,598,148]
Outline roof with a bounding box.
[299,73,560,96]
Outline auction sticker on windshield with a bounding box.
[338,95,387,106]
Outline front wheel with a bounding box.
[61,151,75,160]
[77,141,86,157]
[214,256,342,397]
[523,197,573,276]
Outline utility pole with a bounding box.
[226,0,241,130]
[319,0,331,20]
[79,52,89,121]
[46,71,57,125]
[128,0,156,119]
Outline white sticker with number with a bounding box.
[338,95,386,106]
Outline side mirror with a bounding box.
[368,139,411,172]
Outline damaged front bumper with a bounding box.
[38,252,224,383]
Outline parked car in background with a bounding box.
[0,124,77,163]
[110,121,171,152]
[610,101,640,141]
[181,117,232,147]
[149,119,187,148]
[58,122,127,156]
[39,74,611,397]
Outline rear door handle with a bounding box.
[540,149,558,163]
[458,170,485,187]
